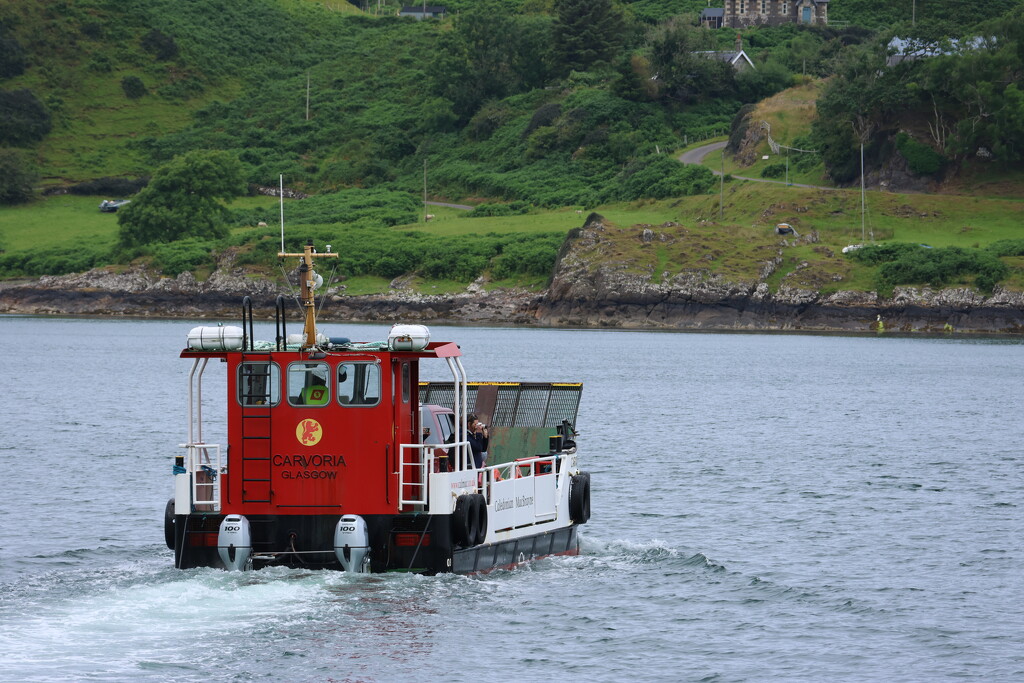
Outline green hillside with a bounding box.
[1,0,1023,298]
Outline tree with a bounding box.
[551,0,626,76]
[121,76,147,99]
[0,89,51,146]
[0,28,26,78]
[788,32,821,76]
[0,148,38,204]
[117,150,245,249]
[646,17,733,104]
[432,3,554,121]
[140,29,179,61]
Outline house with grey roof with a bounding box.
[696,34,756,72]
[720,0,829,28]
[398,5,447,20]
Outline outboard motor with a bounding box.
[217,515,252,571]
[334,515,370,572]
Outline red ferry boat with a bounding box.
[165,241,590,573]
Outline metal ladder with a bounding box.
[236,296,283,504]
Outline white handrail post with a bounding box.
[186,359,199,446]
[196,358,208,444]
[455,357,468,471]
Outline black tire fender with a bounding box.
[471,493,488,546]
[452,494,476,547]
[569,472,591,524]
[164,498,176,550]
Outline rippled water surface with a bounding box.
[1,317,1022,681]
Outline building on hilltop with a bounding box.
[720,0,829,28]
[701,8,725,29]
[398,5,447,20]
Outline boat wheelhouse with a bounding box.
[166,242,590,573]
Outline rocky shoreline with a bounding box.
[3,213,1024,335]
[4,267,1023,336]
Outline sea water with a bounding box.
[1,316,1022,682]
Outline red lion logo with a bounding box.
[296,419,323,446]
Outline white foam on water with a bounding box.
[0,563,361,681]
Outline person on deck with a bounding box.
[301,373,329,405]
[466,414,489,469]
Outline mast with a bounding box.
[279,240,338,349]
[860,144,866,242]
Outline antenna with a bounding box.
[279,241,339,349]
[279,174,285,253]
[860,145,866,243]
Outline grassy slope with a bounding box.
[0,0,363,183]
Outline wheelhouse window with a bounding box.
[438,412,454,443]
[287,362,330,406]
[338,362,381,406]
[238,362,280,406]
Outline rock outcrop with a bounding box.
[536,213,1024,334]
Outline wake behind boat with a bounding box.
[166,241,590,573]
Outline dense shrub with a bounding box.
[140,29,179,61]
[149,238,217,276]
[524,102,562,137]
[0,89,51,145]
[463,201,532,217]
[606,154,716,201]
[0,148,38,205]
[233,188,419,227]
[0,241,112,277]
[846,243,1008,294]
[490,233,564,279]
[895,132,945,176]
[760,162,787,179]
[231,224,566,282]
[121,76,147,99]
[0,29,26,78]
[986,239,1024,257]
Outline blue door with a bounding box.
[802,6,811,22]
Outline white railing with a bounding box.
[488,454,561,529]
[181,443,223,512]
[398,442,433,508]
[400,441,571,527]
[397,438,483,508]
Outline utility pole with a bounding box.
[719,148,725,220]
[305,72,310,121]
[423,158,428,223]
[860,144,866,242]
